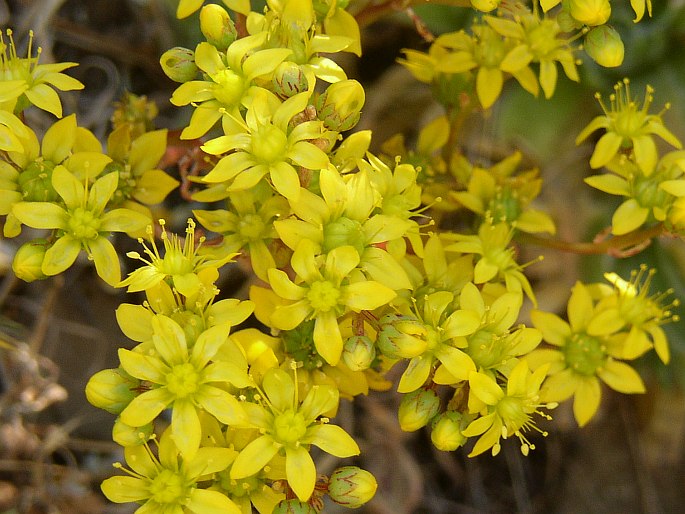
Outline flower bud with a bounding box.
[470,0,500,12]
[85,368,140,414]
[316,80,365,132]
[376,314,428,359]
[430,411,467,451]
[584,26,624,68]
[272,61,310,99]
[200,4,237,51]
[328,466,378,508]
[112,417,154,446]
[569,0,611,26]
[398,388,441,432]
[342,335,376,371]
[160,47,198,83]
[272,499,318,514]
[668,196,685,233]
[12,239,48,282]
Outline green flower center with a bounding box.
[238,213,267,241]
[613,107,645,139]
[273,409,307,444]
[527,19,560,57]
[148,469,187,505]
[489,189,522,224]
[282,319,322,370]
[251,125,287,164]
[212,69,245,106]
[633,174,668,211]
[18,159,58,202]
[468,329,503,369]
[219,470,260,498]
[483,246,515,273]
[166,363,200,398]
[425,326,441,352]
[105,161,134,205]
[383,194,414,219]
[476,27,506,68]
[322,216,365,255]
[307,280,340,312]
[564,333,606,376]
[171,311,206,346]
[161,248,194,276]
[496,396,531,435]
[68,207,101,240]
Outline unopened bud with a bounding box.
[328,466,378,508]
[376,314,428,359]
[112,417,154,447]
[470,0,500,12]
[398,388,441,432]
[584,26,624,68]
[272,499,318,514]
[431,411,468,451]
[85,367,139,414]
[342,335,376,371]
[200,4,237,51]
[668,197,685,233]
[569,0,611,26]
[272,61,310,99]
[316,80,365,132]
[160,47,198,83]
[12,239,48,282]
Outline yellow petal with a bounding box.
[573,376,601,426]
[598,359,645,394]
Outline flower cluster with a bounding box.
[526,267,678,426]
[578,79,685,235]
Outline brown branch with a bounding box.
[515,223,668,256]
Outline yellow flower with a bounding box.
[117,314,253,458]
[119,218,236,297]
[445,221,537,304]
[486,13,580,99]
[194,185,290,281]
[0,29,83,117]
[585,150,685,235]
[12,167,149,285]
[274,165,414,290]
[433,283,541,382]
[0,114,109,237]
[462,360,552,457]
[105,125,179,212]
[389,289,478,394]
[268,239,396,365]
[171,33,291,139]
[230,366,359,501]
[451,151,556,234]
[595,266,679,364]
[200,90,330,200]
[527,281,647,426]
[576,79,682,174]
[101,427,241,514]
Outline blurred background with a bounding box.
[1,0,685,512]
